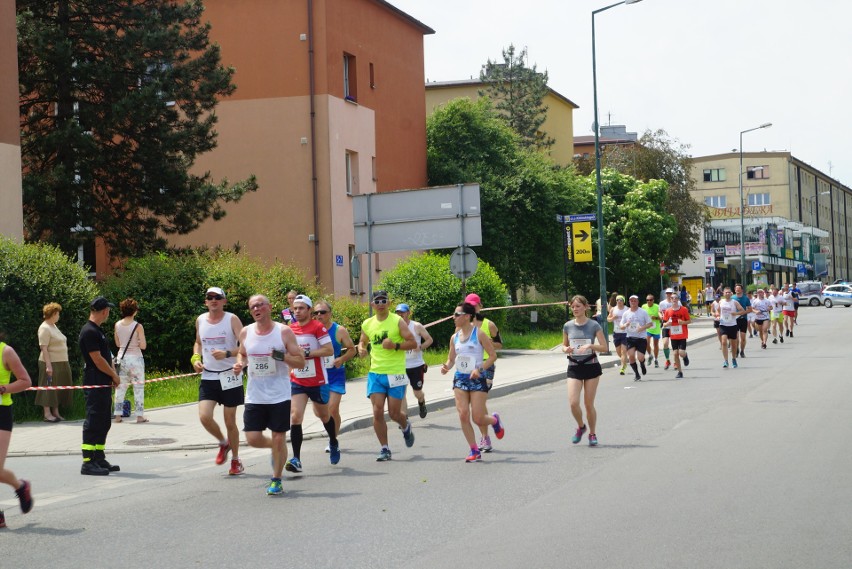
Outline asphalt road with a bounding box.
[2,307,850,569]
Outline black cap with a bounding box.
[90,296,115,311]
[371,290,389,301]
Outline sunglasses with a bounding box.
[312,310,329,315]
[206,294,224,301]
[453,312,467,317]
[646,298,654,301]
[373,298,388,305]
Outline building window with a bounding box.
[345,150,359,195]
[371,156,377,182]
[705,196,727,208]
[369,62,375,89]
[703,168,726,182]
[746,166,769,179]
[343,53,357,102]
[747,192,770,206]
[349,245,361,294]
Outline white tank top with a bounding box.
[611,306,627,331]
[404,320,425,368]
[243,322,291,404]
[198,312,239,380]
[453,327,484,376]
[115,320,143,357]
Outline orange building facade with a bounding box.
[0,1,23,240]
[168,0,433,296]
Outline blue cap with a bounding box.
[395,303,410,313]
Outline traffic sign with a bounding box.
[704,252,714,268]
[450,247,478,279]
[571,222,592,263]
[797,263,806,275]
[568,213,596,223]
[752,260,762,272]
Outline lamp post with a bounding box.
[738,122,771,286]
[592,0,643,345]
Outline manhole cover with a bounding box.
[125,438,177,446]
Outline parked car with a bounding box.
[821,284,852,308]
[796,281,825,306]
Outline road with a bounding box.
[2,308,850,569]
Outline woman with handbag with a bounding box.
[113,298,148,423]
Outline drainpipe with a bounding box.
[307,0,321,281]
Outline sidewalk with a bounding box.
[9,317,719,457]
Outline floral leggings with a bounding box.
[114,355,145,416]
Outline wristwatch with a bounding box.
[304,348,311,358]
[225,350,232,358]
[394,343,400,351]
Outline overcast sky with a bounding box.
[392,0,852,187]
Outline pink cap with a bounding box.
[464,293,481,306]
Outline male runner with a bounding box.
[751,289,772,349]
[658,289,675,370]
[395,303,434,419]
[661,295,690,379]
[733,284,751,358]
[718,287,746,368]
[644,294,661,367]
[619,295,653,381]
[312,300,356,447]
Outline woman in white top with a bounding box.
[113,298,148,423]
[35,302,73,422]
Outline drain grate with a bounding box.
[124,437,178,446]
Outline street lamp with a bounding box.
[738,122,771,286]
[592,0,643,345]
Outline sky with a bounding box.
[391,0,852,186]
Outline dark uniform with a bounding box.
[79,314,119,474]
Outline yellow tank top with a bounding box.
[480,318,495,338]
[361,313,406,374]
[0,343,12,406]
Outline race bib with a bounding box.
[456,355,475,374]
[669,325,683,335]
[627,320,640,333]
[322,355,335,369]
[219,371,242,391]
[388,373,408,388]
[248,355,276,378]
[570,338,591,355]
[293,359,317,379]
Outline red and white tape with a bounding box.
[26,371,200,391]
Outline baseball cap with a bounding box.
[206,286,226,297]
[371,290,389,301]
[293,294,313,308]
[665,288,674,293]
[90,296,115,311]
[464,293,482,306]
[629,295,639,300]
[395,303,410,313]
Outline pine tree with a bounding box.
[17,0,257,258]
[480,44,554,151]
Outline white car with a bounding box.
[822,284,852,308]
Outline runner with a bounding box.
[607,295,628,375]
[733,284,751,358]
[644,294,661,368]
[658,288,675,370]
[768,285,785,344]
[440,302,503,462]
[746,290,757,338]
[356,290,417,461]
[562,296,607,446]
[783,283,797,338]
[704,284,715,316]
[0,335,35,528]
[661,295,690,379]
[464,293,503,453]
[232,295,305,495]
[711,293,724,350]
[191,287,244,475]
[312,300,356,448]
[751,288,772,349]
[395,303,434,419]
[286,295,340,471]
[718,287,746,368]
[791,283,801,324]
[619,295,653,381]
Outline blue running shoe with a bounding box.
[589,434,598,446]
[285,457,302,473]
[267,478,283,496]
[402,423,415,448]
[376,447,392,462]
[493,413,505,440]
[465,449,482,463]
[572,424,587,444]
[732,358,738,368]
[329,443,341,465]
[683,354,690,367]
[723,361,728,368]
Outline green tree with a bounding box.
[427,98,574,300]
[17,0,258,259]
[480,44,554,151]
[602,129,707,266]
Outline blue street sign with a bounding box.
[752,260,762,272]
[555,214,568,223]
[335,255,344,267]
[797,263,806,274]
[709,267,715,276]
[568,213,597,223]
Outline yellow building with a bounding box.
[425,79,578,167]
[0,1,23,240]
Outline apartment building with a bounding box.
[0,1,23,240]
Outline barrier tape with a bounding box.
[26,371,201,391]
[424,299,571,329]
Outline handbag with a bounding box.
[114,322,140,376]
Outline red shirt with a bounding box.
[662,306,690,340]
[288,319,331,387]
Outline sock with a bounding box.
[471,445,479,453]
[663,348,670,360]
[630,362,639,375]
[403,421,411,434]
[291,424,303,459]
[323,418,338,447]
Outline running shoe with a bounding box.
[285,457,303,473]
[647,356,653,365]
[266,478,284,496]
[619,366,626,376]
[0,510,5,528]
[479,436,493,453]
[640,361,647,375]
[572,424,587,444]
[376,448,392,462]
[785,330,789,337]
[732,358,738,368]
[772,338,778,344]
[492,413,505,440]
[465,449,482,463]
[683,354,690,367]
[634,374,642,382]
[762,343,767,349]
[418,400,428,419]
[589,434,598,447]
[228,458,245,476]
[789,332,794,338]
[215,441,230,465]
[675,371,684,379]
[16,480,33,514]
[329,443,341,465]
[325,445,331,453]
[664,360,671,370]
[723,361,728,368]
[654,360,659,368]
[401,423,415,448]
[780,336,784,343]
[740,350,746,358]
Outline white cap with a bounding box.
[293,294,313,308]
[206,287,226,297]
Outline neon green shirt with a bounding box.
[645,304,661,335]
[0,343,12,406]
[361,313,406,374]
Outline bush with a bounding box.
[0,237,99,420]
[504,301,570,333]
[378,252,507,347]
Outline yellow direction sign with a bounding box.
[572,221,593,262]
